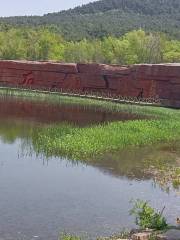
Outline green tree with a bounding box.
[163,40,180,62]
[0,29,26,59]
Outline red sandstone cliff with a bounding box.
[0,60,179,108]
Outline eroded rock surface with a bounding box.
[0,61,179,108]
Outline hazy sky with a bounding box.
[0,0,96,17]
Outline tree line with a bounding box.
[0,0,180,40]
[0,28,179,64]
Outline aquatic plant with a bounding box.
[130,200,168,230]
[32,119,180,160]
[59,233,82,240]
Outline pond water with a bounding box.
[0,97,144,126]
[0,96,179,240]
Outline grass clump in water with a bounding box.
[59,233,83,240]
[33,117,180,160]
[130,199,168,230]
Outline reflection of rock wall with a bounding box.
[0,61,179,108]
[0,98,141,126]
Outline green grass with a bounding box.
[59,233,82,240]
[32,119,180,160]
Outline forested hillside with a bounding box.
[0,0,180,40]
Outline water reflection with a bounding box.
[0,96,179,240]
[93,144,180,180]
[0,96,143,127]
[0,139,179,240]
[0,96,179,185]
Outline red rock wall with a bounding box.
[0,60,179,108]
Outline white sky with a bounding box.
[0,0,96,17]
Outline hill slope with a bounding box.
[0,0,180,40]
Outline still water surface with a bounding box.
[0,97,179,240]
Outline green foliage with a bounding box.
[130,200,168,230]
[33,119,180,160]
[0,28,179,64]
[0,28,65,61]
[163,40,180,63]
[0,0,180,40]
[0,28,26,59]
[59,233,82,240]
